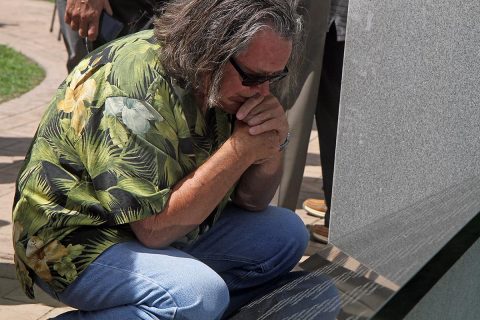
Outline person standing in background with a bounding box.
[278,0,348,243]
[56,0,159,72]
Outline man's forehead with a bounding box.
[236,30,292,74]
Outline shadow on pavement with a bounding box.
[0,162,22,184]
[0,23,19,29]
[0,219,10,227]
[0,137,32,156]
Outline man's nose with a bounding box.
[254,81,271,96]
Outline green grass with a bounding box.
[0,44,46,103]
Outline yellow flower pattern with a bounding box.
[57,69,96,135]
[13,222,84,295]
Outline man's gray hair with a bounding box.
[154,0,303,106]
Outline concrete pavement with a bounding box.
[0,1,324,318]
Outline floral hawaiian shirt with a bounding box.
[12,30,233,298]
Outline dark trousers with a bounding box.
[317,23,345,226]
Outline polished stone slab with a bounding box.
[230,244,398,320]
[330,0,480,285]
[332,176,480,285]
[229,207,479,319]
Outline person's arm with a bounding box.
[232,94,289,210]
[231,151,283,211]
[64,0,113,41]
[130,120,279,248]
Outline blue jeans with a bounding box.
[36,204,309,319]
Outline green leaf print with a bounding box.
[108,37,160,98]
[53,244,84,282]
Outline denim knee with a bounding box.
[174,263,230,320]
[183,205,309,293]
[240,206,309,283]
[268,206,309,265]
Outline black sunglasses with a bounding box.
[229,57,289,87]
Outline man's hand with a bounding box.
[65,0,113,41]
[235,94,289,148]
[230,120,280,164]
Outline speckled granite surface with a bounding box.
[330,0,480,284]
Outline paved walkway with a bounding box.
[0,1,324,318]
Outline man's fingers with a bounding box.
[78,16,89,38]
[70,17,80,32]
[64,0,75,24]
[236,94,264,120]
[245,103,285,126]
[87,23,99,41]
[64,10,72,25]
[241,106,264,123]
[246,111,274,126]
[66,0,105,40]
[86,8,102,41]
[68,3,83,32]
[87,0,111,41]
[248,119,280,136]
[104,0,113,15]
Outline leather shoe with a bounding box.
[307,224,329,244]
[302,198,327,218]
